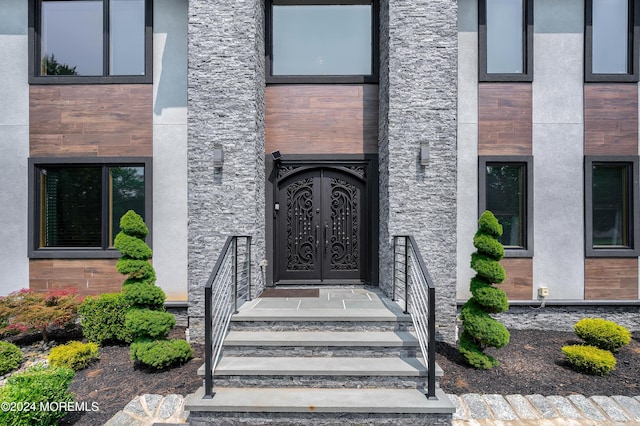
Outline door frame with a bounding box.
[265,154,379,287]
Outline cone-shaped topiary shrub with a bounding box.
[459,210,510,369]
[114,210,192,369]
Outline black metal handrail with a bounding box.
[203,235,252,398]
[392,235,437,399]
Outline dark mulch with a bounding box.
[46,328,638,425]
[436,329,640,397]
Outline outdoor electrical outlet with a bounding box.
[538,287,549,297]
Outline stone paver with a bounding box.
[590,395,630,422]
[505,394,540,420]
[462,393,492,419]
[105,394,187,426]
[447,394,467,420]
[547,395,582,419]
[613,395,640,421]
[483,394,519,420]
[527,394,559,419]
[567,394,607,421]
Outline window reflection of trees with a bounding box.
[486,164,524,248]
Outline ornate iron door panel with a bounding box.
[275,167,366,283]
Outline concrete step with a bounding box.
[185,386,455,414]
[223,330,418,347]
[229,319,414,332]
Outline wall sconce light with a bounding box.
[213,146,224,168]
[271,150,282,162]
[420,144,430,166]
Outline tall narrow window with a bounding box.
[479,156,533,256]
[479,0,533,81]
[586,0,639,82]
[586,157,640,256]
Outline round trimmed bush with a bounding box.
[574,318,631,353]
[122,283,166,310]
[48,341,99,371]
[0,341,23,376]
[130,339,193,369]
[562,344,616,375]
[79,292,133,344]
[125,308,176,339]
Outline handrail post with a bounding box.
[392,237,397,301]
[246,237,252,301]
[404,236,409,314]
[233,237,238,314]
[427,285,437,399]
[203,285,214,398]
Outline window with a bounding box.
[479,0,533,82]
[585,157,640,257]
[29,0,152,84]
[479,156,533,256]
[29,158,152,258]
[585,0,639,82]
[266,0,377,83]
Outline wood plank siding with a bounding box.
[500,258,533,300]
[266,85,378,154]
[30,85,152,157]
[584,258,638,300]
[30,259,125,296]
[478,83,532,155]
[584,84,638,156]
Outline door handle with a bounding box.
[324,221,328,254]
[315,224,319,253]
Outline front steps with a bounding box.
[185,288,454,425]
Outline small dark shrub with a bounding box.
[0,365,74,425]
[130,339,193,369]
[562,344,616,375]
[125,308,175,339]
[0,341,23,376]
[574,318,631,353]
[79,292,133,344]
[48,341,99,371]
[0,288,81,342]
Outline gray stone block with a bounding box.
[462,393,492,419]
[505,394,539,419]
[526,394,558,418]
[546,395,581,419]
[142,394,162,416]
[158,394,184,419]
[613,395,640,421]
[103,411,144,426]
[483,394,518,420]
[446,394,467,420]
[123,396,146,417]
[567,394,607,421]
[590,395,631,422]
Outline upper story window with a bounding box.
[479,0,533,82]
[266,0,378,83]
[29,0,152,84]
[585,0,639,82]
[29,157,152,258]
[479,156,533,257]
[585,156,640,257]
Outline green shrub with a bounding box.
[562,344,616,375]
[48,341,99,371]
[115,210,155,286]
[459,210,510,369]
[125,308,175,339]
[0,288,81,342]
[0,365,74,426]
[0,341,23,376]
[574,318,632,353]
[79,292,132,344]
[122,283,166,310]
[119,209,149,239]
[130,339,193,369]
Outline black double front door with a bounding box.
[275,166,367,283]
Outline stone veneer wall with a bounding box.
[187,0,266,343]
[380,0,458,342]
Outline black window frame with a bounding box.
[479,156,534,257]
[585,0,639,82]
[265,0,379,84]
[478,0,533,82]
[28,157,152,259]
[585,156,640,257]
[28,0,153,85]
